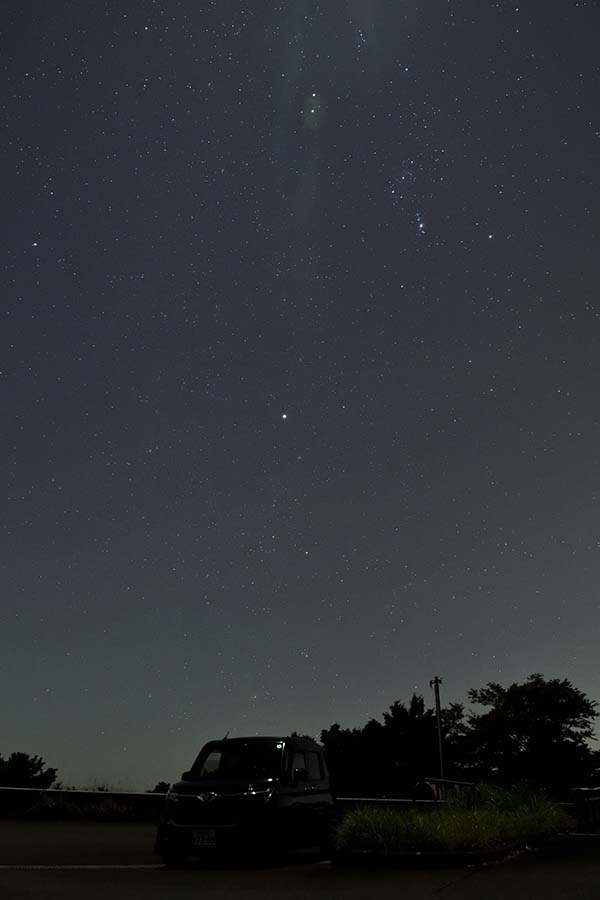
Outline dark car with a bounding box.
[154,735,334,865]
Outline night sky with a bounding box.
[3,0,600,791]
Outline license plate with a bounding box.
[192,829,216,847]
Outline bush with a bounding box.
[335,785,576,854]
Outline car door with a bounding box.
[302,750,333,844]
[285,748,332,848]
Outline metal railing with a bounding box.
[415,777,477,802]
[570,787,600,831]
[338,777,476,804]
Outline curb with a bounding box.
[331,846,519,869]
[332,833,600,869]
[529,833,600,857]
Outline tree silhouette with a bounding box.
[148,781,171,793]
[457,674,600,797]
[319,675,599,798]
[0,752,57,788]
[321,694,466,797]
[147,781,171,794]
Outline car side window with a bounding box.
[305,751,322,781]
[291,750,306,776]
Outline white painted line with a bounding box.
[0,864,161,870]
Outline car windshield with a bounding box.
[190,740,285,781]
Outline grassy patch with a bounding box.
[335,785,576,854]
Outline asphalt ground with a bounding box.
[0,820,158,866]
[1,820,599,900]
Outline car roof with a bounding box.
[203,736,323,748]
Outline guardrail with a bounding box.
[1,784,598,831]
[0,787,438,822]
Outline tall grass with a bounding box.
[335,785,576,853]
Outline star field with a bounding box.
[2,0,600,789]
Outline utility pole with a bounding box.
[430,676,444,781]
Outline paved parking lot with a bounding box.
[0,820,158,866]
[1,820,599,900]
[2,854,600,900]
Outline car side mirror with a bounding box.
[181,770,192,781]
